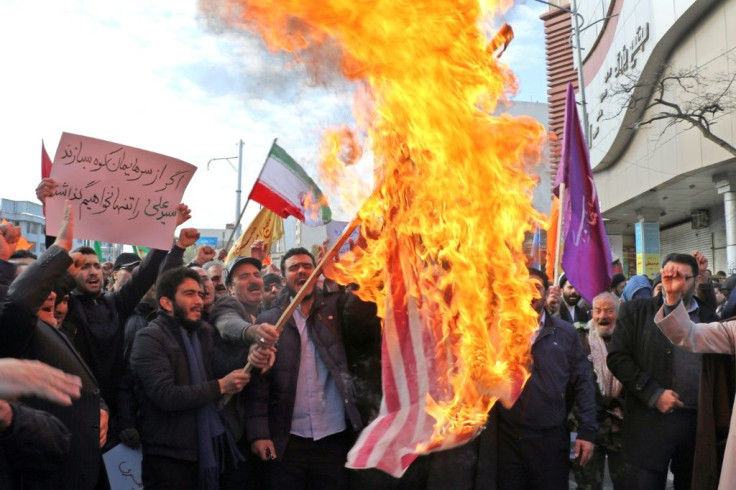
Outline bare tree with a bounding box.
[606,60,736,156]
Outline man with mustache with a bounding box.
[205,260,228,299]
[210,256,279,348]
[245,247,379,490]
[572,292,626,489]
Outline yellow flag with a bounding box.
[225,207,284,265]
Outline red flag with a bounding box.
[346,244,473,477]
[41,140,53,179]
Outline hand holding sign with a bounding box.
[47,133,197,250]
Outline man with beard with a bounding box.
[495,268,597,490]
[607,252,719,489]
[245,247,380,490]
[62,205,193,428]
[559,274,590,324]
[129,267,252,489]
[572,292,627,489]
[205,261,228,299]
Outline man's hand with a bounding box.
[194,245,216,265]
[661,264,687,306]
[251,439,277,461]
[248,344,276,372]
[119,427,141,449]
[177,228,200,249]
[35,178,57,204]
[0,401,13,432]
[52,202,74,251]
[0,358,82,405]
[656,389,684,414]
[574,439,595,467]
[99,409,109,447]
[247,323,279,348]
[175,203,192,226]
[546,285,561,314]
[68,251,87,277]
[692,250,709,284]
[217,248,228,261]
[218,370,251,395]
[250,240,269,262]
[0,223,21,261]
[318,241,339,281]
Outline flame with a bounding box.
[203,0,547,448]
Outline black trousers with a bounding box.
[142,454,198,490]
[267,431,350,490]
[497,423,570,490]
[627,410,697,490]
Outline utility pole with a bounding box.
[207,139,245,236]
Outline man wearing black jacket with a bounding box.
[607,252,720,489]
[129,267,252,489]
[62,206,192,429]
[495,268,597,490]
[0,205,108,489]
[245,248,381,490]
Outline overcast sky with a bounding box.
[0,0,549,234]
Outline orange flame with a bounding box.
[203,0,547,448]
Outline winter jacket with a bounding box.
[244,290,377,458]
[498,313,598,442]
[130,312,223,461]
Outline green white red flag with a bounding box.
[249,142,331,226]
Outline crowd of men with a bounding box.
[1,188,736,489]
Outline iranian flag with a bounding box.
[249,142,331,226]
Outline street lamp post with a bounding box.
[535,0,617,146]
[207,139,245,233]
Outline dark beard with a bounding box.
[173,303,200,331]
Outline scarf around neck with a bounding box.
[588,325,622,400]
[179,327,243,490]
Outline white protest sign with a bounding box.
[102,443,143,490]
[326,220,361,256]
[46,132,197,250]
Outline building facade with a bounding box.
[0,199,46,257]
[544,0,736,276]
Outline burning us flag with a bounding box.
[203,0,548,476]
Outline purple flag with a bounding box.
[554,83,612,302]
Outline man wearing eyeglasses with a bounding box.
[245,247,379,489]
[607,252,718,489]
[261,273,283,311]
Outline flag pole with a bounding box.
[552,183,566,286]
[222,216,360,404]
[224,138,278,252]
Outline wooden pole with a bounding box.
[222,216,360,404]
[553,182,566,287]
